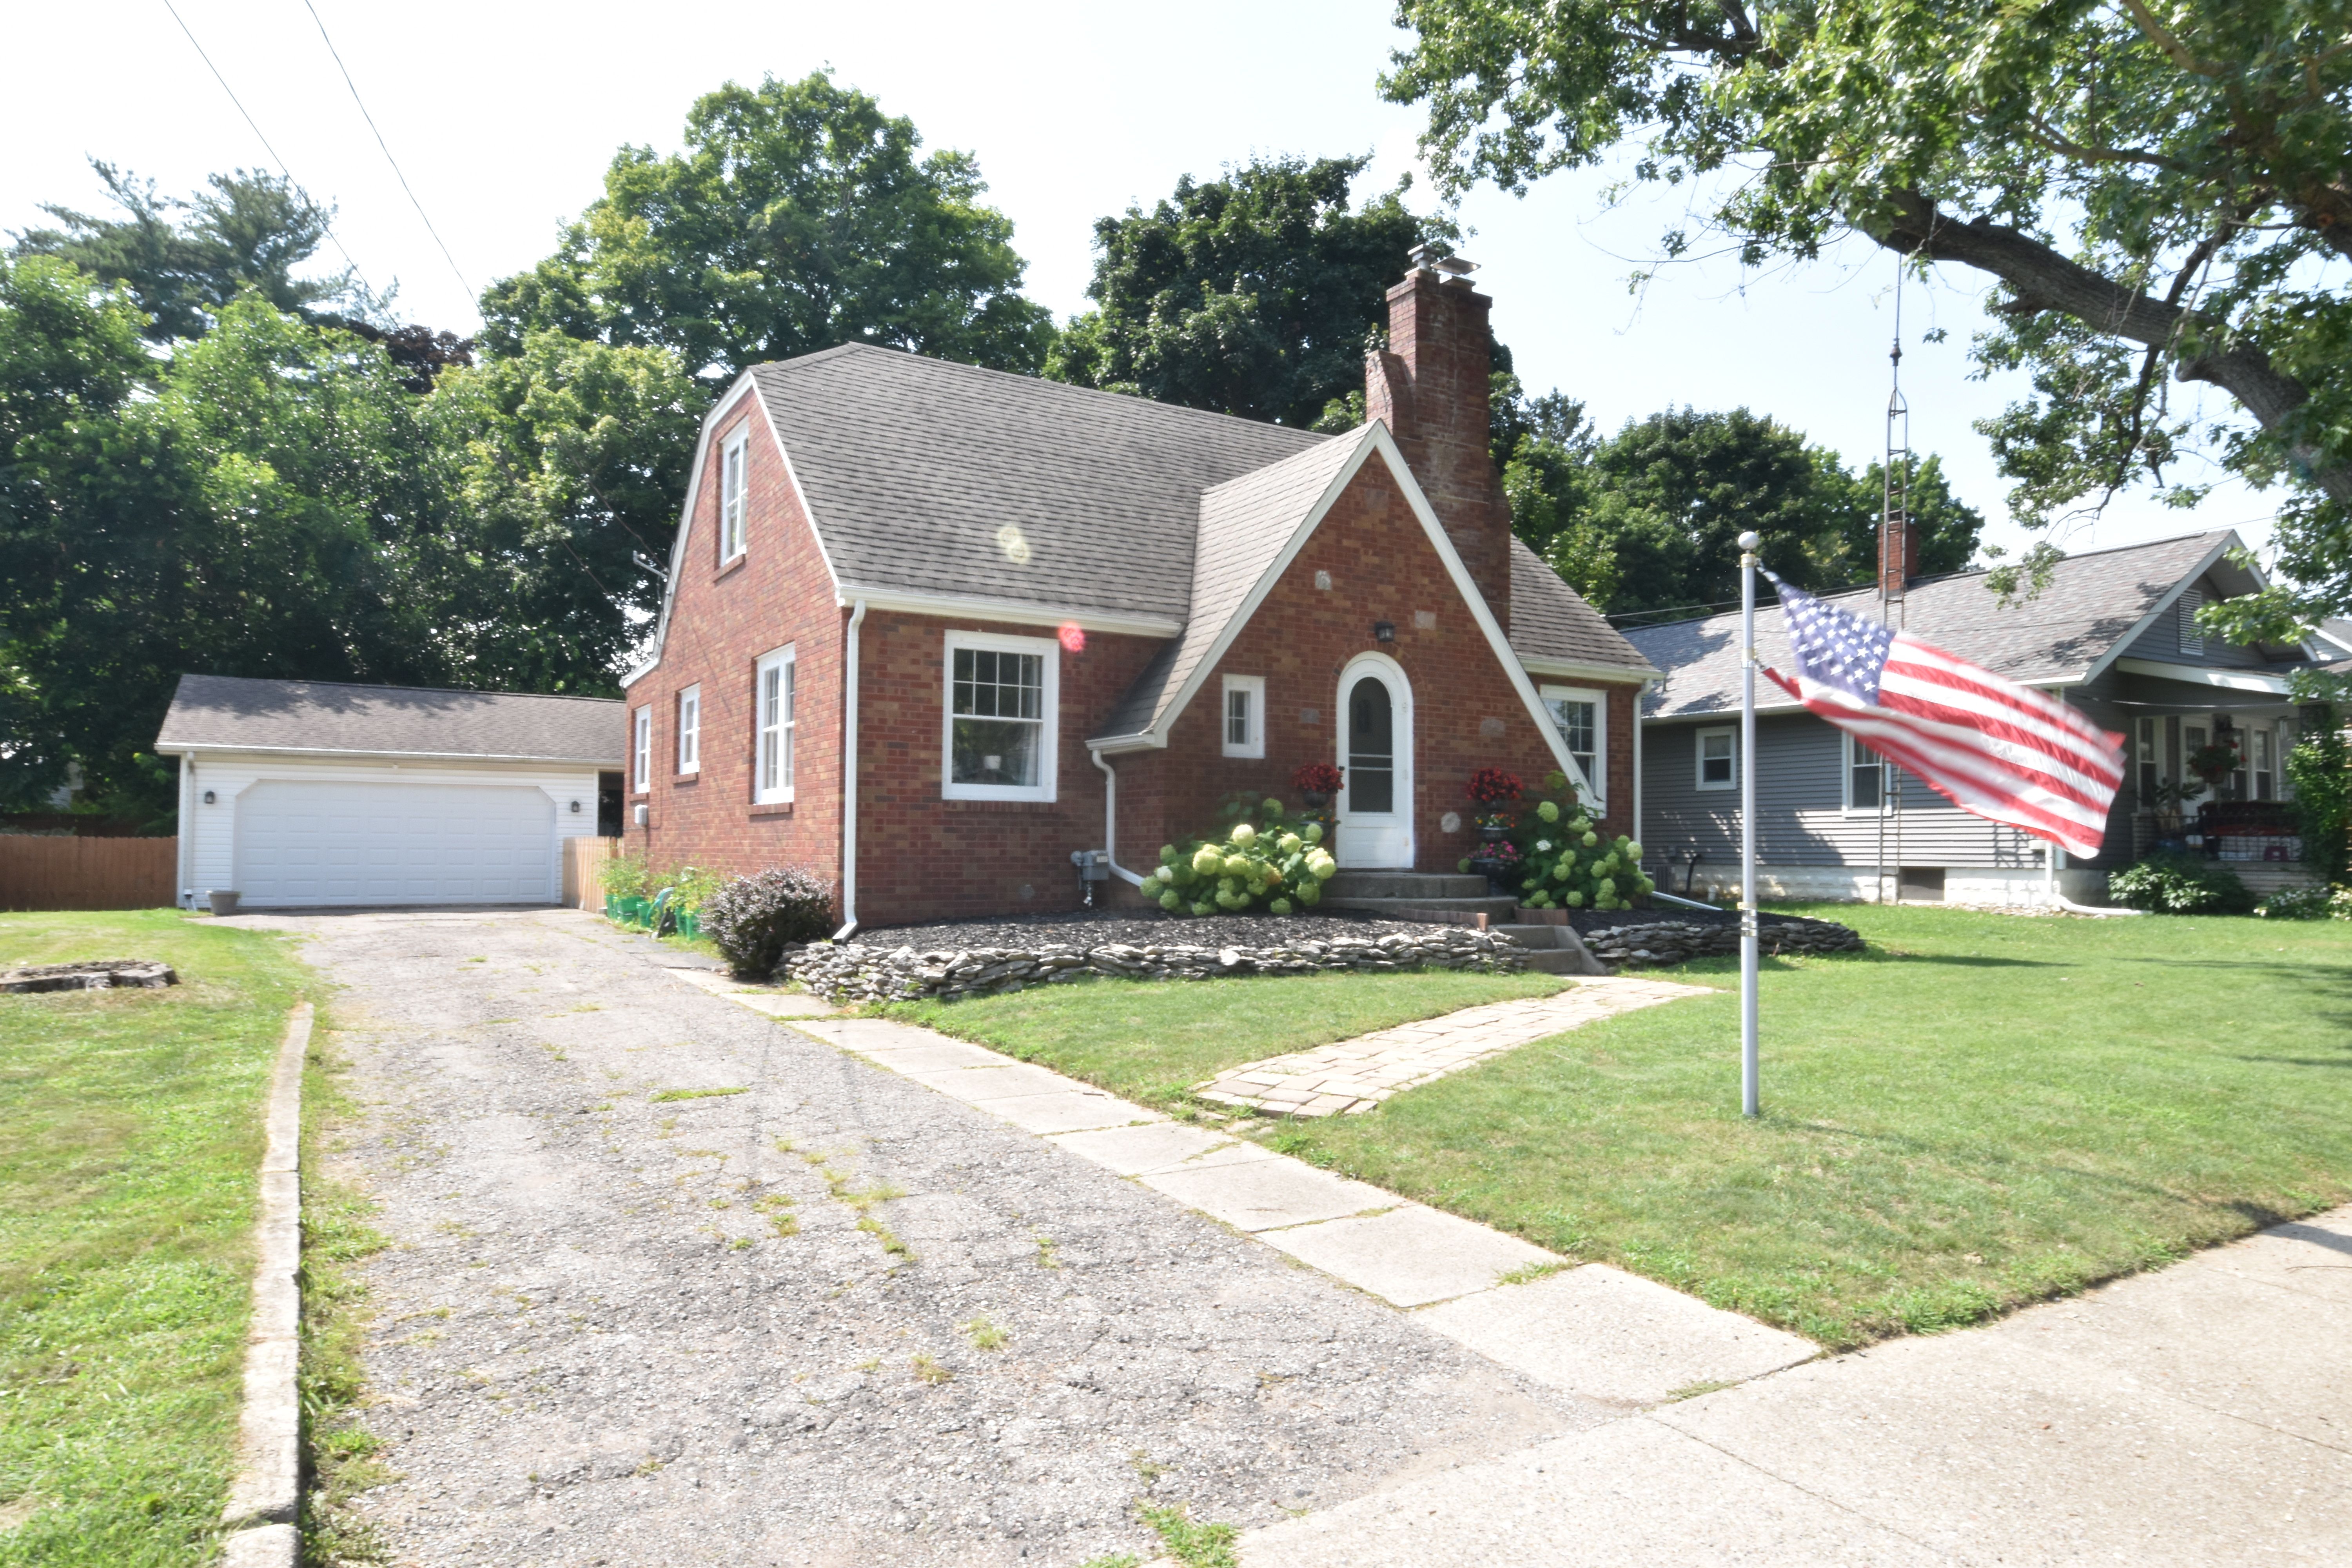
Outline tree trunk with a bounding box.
[1869,191,2352,508]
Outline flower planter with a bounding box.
[206,890,241,917]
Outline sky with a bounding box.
[4,0,2280,569]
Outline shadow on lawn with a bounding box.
[1770,1114,2260,1210]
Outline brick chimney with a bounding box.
[1365,248,1510,627]
[1878,506,1920,601]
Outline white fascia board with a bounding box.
[2078,532,2243,685]
[150,743,622,766]
[1519,654,1661,683]
[835,586,1181,639]
[2112,657,2298,694]
[1131,426,1378,748]
[1084,731,1164,754]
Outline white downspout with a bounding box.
[833,599,867,940]
[1090,746,1146,889]
[176,754,195,909]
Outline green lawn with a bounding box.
[882,967,1573,1107]
[0,911,310,1566]
[886,904,2352,1348]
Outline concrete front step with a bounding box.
[1323,895,1519,920]
[1321,871,1491,900]
[1492,923,1608,976]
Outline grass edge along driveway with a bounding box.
[885,904,2352,1350]
[0,910,309,1568]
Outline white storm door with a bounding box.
[1336,657,1414,869]
[234,780,557,906]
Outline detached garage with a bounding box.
[157,675,623,909]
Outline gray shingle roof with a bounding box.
[1507,540,1657,675]
[1628,530,2234,719]
[1095,430,1377,741]
[750,346,1326,622]
[156,675,624,764]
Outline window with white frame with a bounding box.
[1695,726,1736,791]
[1221,674,1265,759]
[1540,685,1606,806]
[2135,715,2162,803]
[2250,725,2274,800]
[2277,719,2299,800]
[1844,730,1889,812]
[676,684,701,774]
[943,630,1058,801]
[719,428,749,561]
[755,647,795,804]
[632,706,652,792]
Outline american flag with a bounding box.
[1762,575,2124,859]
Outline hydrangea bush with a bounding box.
[1136,794,1340,916]
[2254,883,2352,920]
[701,866,837,976]
[1472,769,1657,911]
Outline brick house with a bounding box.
[620,257,1658,931]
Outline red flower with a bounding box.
[1291,762,1344,794]
[1466,768,1523,805]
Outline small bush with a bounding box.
[2256,884,2352,920]
[665,864,729,913]
[600,851,652,901]
[2109,853,2256,915]
[701,867,835,976]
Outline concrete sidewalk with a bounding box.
[1239,1206,2352,1565]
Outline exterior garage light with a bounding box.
[1372,621,1396,644]
[202,789,216,804]
[569,799,582,813]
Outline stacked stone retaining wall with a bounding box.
[784,927,1525,1004]
[1582,918,1864,969]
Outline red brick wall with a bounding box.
[1104,455,1639,885]
[853,614,1163,923]
[622,389,845,893]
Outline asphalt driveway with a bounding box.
[272,907,1601,1568]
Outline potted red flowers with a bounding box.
[1291,761,1343,807]
[1465,769,1524,892]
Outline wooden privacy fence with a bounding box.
[563,835,618,911]
[1,836,177,911]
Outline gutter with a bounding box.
[833,600,867,940]
[1089,747,1147,890]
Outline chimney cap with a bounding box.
[1407,243,1478,278]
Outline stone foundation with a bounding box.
[1580,919,1864,969]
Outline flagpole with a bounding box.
[1738,530,1760,1119]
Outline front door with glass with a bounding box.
[1336,658,1413,868]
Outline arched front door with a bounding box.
[1336,654,1413,868]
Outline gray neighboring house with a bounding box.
[156,675,624,909]
[1626,530,2337,906]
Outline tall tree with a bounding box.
[481,72,1054,382]
[1383,0,2352,640]
[11,162,363,341]
[1048,154,1440,426]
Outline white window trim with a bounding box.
[677,684,701,775]
[1539,683,1607,810]
[632,706,652,792]
[1841,729,1890,815]
[1695,726,1737,792]
[942,628,1059,803]
[1221,674,1266,759]
[719,428,750,562]
[755,646,795,805]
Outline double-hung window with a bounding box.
[2135,716,2162,804]
[632,706,652,792]
[755,647,795,804]
[1221,674,1265,759]
[942,630,1058,802]
[1695,726,1736,791]
[1844,731,1889,812]
[1540,685,1606,808]
[719,428,749,561]
[677,685,701,775]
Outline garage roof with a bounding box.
[156,675,624,765]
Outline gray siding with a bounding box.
[1642,713,2049,873]
[2117,572,2268,669]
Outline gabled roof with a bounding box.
[1094,429,1377,741]
[748,345,1324,623]
[1507,540,1658,679]
[1629,529,2272,720]
[156,675,624,764]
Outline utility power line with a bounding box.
[299,0,476,301]
[158,0,378,301]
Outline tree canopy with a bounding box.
[1383,0,2352,639]
[1047,154,1437,426]
[481,71,1054,383]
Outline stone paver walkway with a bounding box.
[1191,976,1710,1116]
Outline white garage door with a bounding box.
[234,780,557,906]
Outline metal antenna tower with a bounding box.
[1875,262,1913,902]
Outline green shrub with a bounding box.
[601,851,652,901]
[664,863,728,913]
[2109,853,2256,915]
[1503,769,1655,911]
[2256,884,2352,920]
[2286,723,2350,880]
[701,867,835,977]
[1137,793,1338,916]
